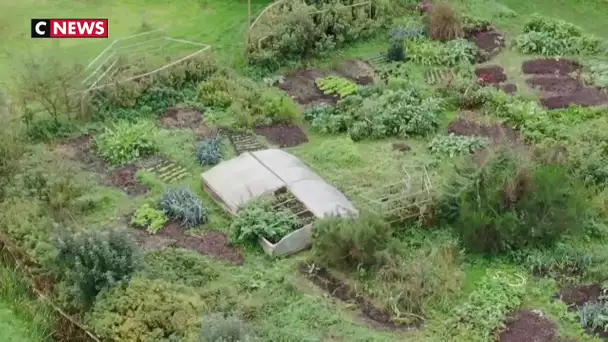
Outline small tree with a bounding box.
[387,37,406,62]
[425,3,463,41]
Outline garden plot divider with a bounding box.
[358,165,433,223]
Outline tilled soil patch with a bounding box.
[333,59,377,85]
[255,124,309,148]
[160,107,205,129]
[526,76,584,94]
[107,164,149,196]
[279,68,339,107]
[498,310,558,342]
[392,142,411,153]
[469,30,505,61]
[448,117,521,144]
[300,263,421,331]
[476,65,507,84]
[522,59,582,76]
[541,87,608,109]
[57,134,106,173]
[558,283,602,308]
[496,83,517,94]
[136,220,244,265]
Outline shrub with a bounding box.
[429,133,489,157]
[94,120,158,165]
[229,200,300,245]
[442,148,588,255]
[312,212,391,271]
[197,135,223,166]
[140,248,220,287]
[582,60,608,88]
[303,104,334,122]
[246,0,403,68]
[390,25,427,40]
[387,37,406,62]
[406,39,475,66]
[310,80,441,140]
[315,76,359,98]
[515,14,603,56]
[199,313,256,342]
[131,203,168,234]
[522,246,593,283]
[54,228,142,308]
[426,3,463,41]
[88,277,205,341]
[580,297,608,333]
[160,188,207,228]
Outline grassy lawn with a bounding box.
[3,0,608,341]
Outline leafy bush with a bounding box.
[522,246,593,283]
[406,39,476,66]
[54,228,142,308]
[315,76,359,98]
[303,104,334,122]
[426,3,463,41]
[131,203,168,234]
[160,188,207,228]
[387,37,406,62]
[441,148,588,255]
[311,80,441,140]
[444,272,525,341]
[582,60,608,88]
[95,120,158,165]
[312,212,391,271]
[198,72,301,129]
[197,135,223,166]
[246,0,404,68]
[429,133,489,157]
[199,313,256,342]
[515,14,603,56]
[88,277,205,342]
[229,200,300,245]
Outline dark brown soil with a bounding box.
[448,117,521,144]
[476,65,507,84]
[392,142,411,153]
[526,76,584,94]
[57,134,106,173]
[157,221,244,265]
[300,263,421,330]
[498,310,558,342]
[279,68,338,107]
[558,283,602,308]
[522,59,582,76]
[496,83,517,94]
[255,124,309,148]
[469,31,505,61]
[227,131,268,155]
[333,59,377,85]
[107,164,149,196]
[541,87,608,109]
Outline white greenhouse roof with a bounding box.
[202,149,357,217]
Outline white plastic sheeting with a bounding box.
[202,149,357,217]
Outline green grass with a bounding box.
[0,0,271,89]
[0,264,54,342]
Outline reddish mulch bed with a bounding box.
[476,65,507,85]
[279,68,338,107]
[558,283,602,308]
[498,310,558,342]
[540,87,608,109]
[108,164,149,196]
[255,124,309,148]
[447,117,520,144]
[522,59,582,76]
[156,221,244,265]
[526,76,584,94]
[469,31,505,61]
[300,263,421,331]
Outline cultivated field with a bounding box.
[1,0,608,341]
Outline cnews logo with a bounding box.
[31,19,108,38]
